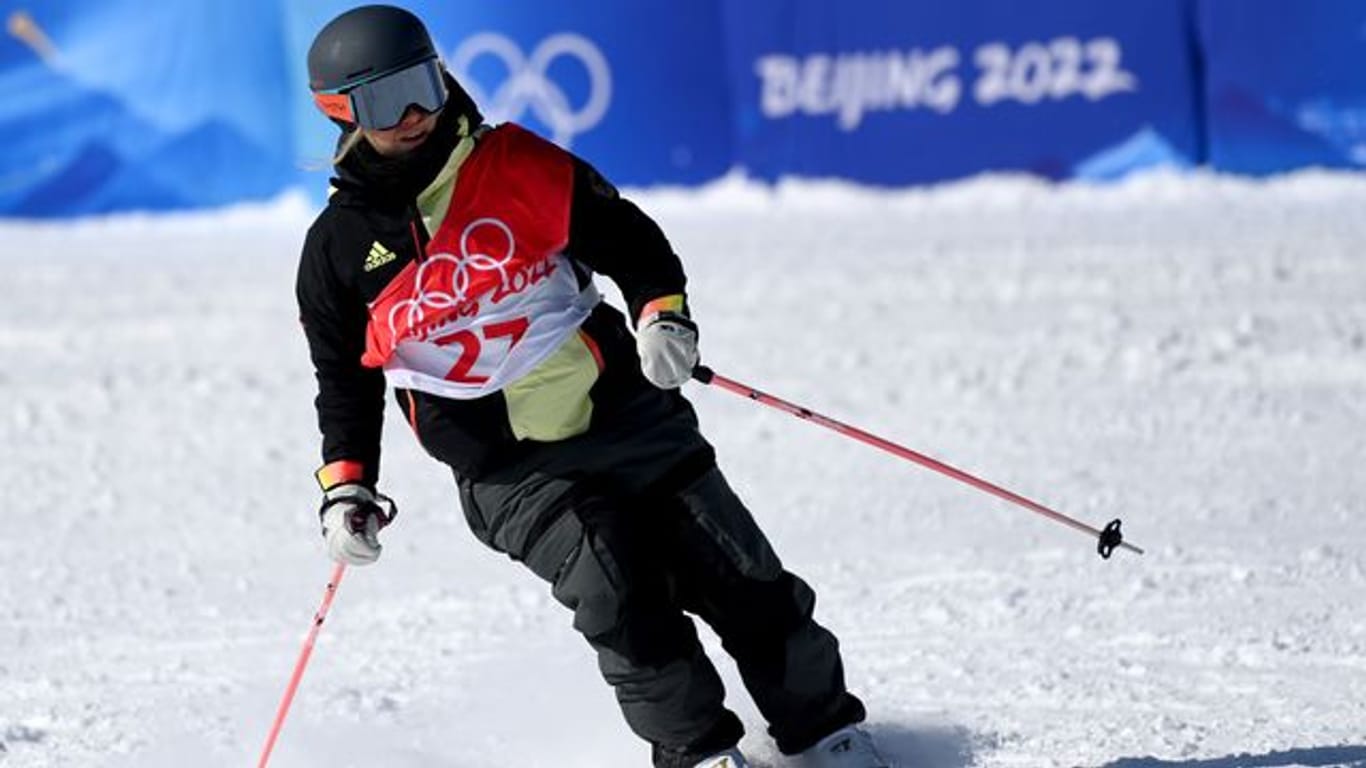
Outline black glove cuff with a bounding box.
[649,310,698,334]
[319,489,398,527]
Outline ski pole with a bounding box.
[691,366,1143,559]
[256,561,348,768]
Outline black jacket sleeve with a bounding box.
[565,157,688,324]
[295,214,386,488]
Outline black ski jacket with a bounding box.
[296,99,695,486]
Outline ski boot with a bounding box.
[797,725,891,768]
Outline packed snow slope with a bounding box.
[2,171,1365,768]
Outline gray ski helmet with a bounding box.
[307,5,438,94]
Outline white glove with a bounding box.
[319,484,397,565]
[637,310,699,389]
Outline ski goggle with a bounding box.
[313,57,448,130]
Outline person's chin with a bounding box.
[373,131,430,157]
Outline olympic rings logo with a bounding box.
[389,217,515,338]
[449,32,612,148]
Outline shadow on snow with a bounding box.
[869,722,980,768]
[1098,745,1366,768]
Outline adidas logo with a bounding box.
[363,241,397,272]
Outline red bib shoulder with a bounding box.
[431,123,574,262]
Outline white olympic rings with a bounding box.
[449,32,612,147]
[389,217,515,338]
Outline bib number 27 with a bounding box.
[435,317,530,384]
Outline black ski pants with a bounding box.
[453,396,865,765]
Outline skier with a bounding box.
[299,6,891,767]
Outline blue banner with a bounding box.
[722,0,1205,184]
[6,0,1365,218]
[0,1,297,216]
[1199,0,1366,174]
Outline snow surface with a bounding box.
[2,170,1365,768]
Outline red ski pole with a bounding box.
[256,562,348,768]
[691,366,1143,559]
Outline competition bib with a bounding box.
[361,125,595,399]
